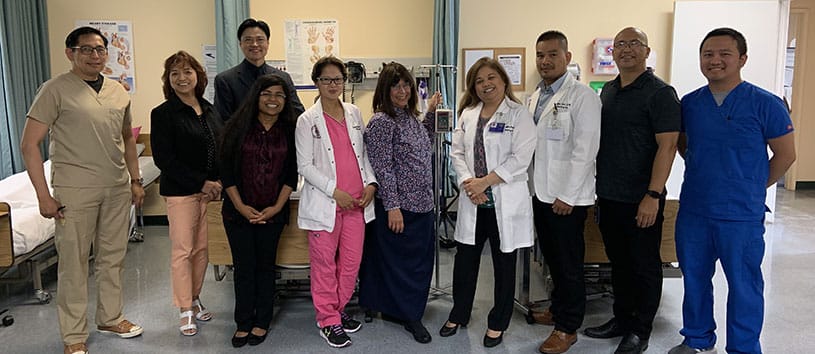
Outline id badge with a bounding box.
[545,127,564,141]
[488,122,505,133]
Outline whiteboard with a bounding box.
[667,0,789,220]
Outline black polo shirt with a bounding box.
[596,69,681,203]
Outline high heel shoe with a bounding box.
[439,321,460,337]
[192,298,212,321]
[483,330,503,348]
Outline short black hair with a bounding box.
[701,27,747,56]
[237,18,270,40]
[536,30,568,51]
[65,26,108,48]
[311,56,347,83]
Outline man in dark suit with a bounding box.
[214,18,305,121]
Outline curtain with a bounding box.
[0,0,50,179]
[215,0,250,72]
[432,0,459,113]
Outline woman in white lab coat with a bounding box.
[438,57,536,348]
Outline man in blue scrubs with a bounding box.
[671,27,796,354]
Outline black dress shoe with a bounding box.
[483,331,503,348]
[231,332,249,348]
[247,331,267,346]
[404,321,432,343]
[439,321,460,337]
[583,317,625,339]
[614,333,649,354]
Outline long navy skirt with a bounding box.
[358,199,435,322]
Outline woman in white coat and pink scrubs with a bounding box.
[438,57,536,348]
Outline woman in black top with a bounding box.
[219,74,298,347]
[150,50,223,336]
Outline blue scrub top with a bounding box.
[680,81,793,221]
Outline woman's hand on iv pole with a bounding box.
[427,92,442,113]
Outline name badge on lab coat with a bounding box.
[488,122,505,133]
[545,127,564,141]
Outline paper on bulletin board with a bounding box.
[202,45,217,103]
[464,49,493,76]
[76,20,135,93]
[285,19,339,87]
[497,54,522,85]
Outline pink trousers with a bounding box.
[165,195,209,308]
[308,207,365,327]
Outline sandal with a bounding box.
[179,310,198,336]
[192,298,212,321]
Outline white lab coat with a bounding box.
[450,98,536,252]
[526,72,601,206]
[295,100,377,232]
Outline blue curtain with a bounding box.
[0,0,50,179]
[215,0,249,72]
[432,0,459,114]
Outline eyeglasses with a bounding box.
[241,36,268,45]
[391,83,412,92]
[613,40,646,49]
[259,91,286,99]
[317,77,345,85]
[71,46,108,56]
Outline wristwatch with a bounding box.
[645,190,661,199]
[131,177,144,186]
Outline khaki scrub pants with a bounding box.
[53,184,131,345]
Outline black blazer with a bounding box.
[213,59,305,121]
[150,95,224,196]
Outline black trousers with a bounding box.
[597,197,665,339]
[448,207,517,331]
[223,217,284,332]
[533,197,588,334]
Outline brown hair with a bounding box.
[373,62,419,117]
[458,57,519,115]
[161,50,207,99]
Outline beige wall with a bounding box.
[252,0,435,120]
[460,0,676,97]
[789,0,814,184]
[45,0,216,132]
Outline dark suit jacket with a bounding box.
[213,59,305,121]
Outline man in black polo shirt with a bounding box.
[583,27,680,354]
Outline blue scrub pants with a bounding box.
[675,209,765,354]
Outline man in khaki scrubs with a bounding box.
[20,26,145,354]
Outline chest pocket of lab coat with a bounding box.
[484,126,512,162]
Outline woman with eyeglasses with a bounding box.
[438,57,536,348]
[219,74,298,347]
[358,62,441,344]
[150,50,223,337]
[295,56,378,349]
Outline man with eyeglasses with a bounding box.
[20,26,145,354]
[525,30,601,354]
[585,27,680,354]
[214,18,305,121]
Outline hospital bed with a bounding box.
[0,141,158,303]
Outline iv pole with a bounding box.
[420,63,457,296]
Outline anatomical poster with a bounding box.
[76,20,136,93]
[285,19,339,87]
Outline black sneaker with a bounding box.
[320,324,352,348]
[341,312,362,333]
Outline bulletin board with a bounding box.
[462,47,526,91]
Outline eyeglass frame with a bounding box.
[240,36,268,45]
[317,77,345,86]
[70,46,108,56]
[612,39,647,49]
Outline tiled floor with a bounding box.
[1,189,814,353]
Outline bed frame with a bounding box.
[0,202,56,304]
